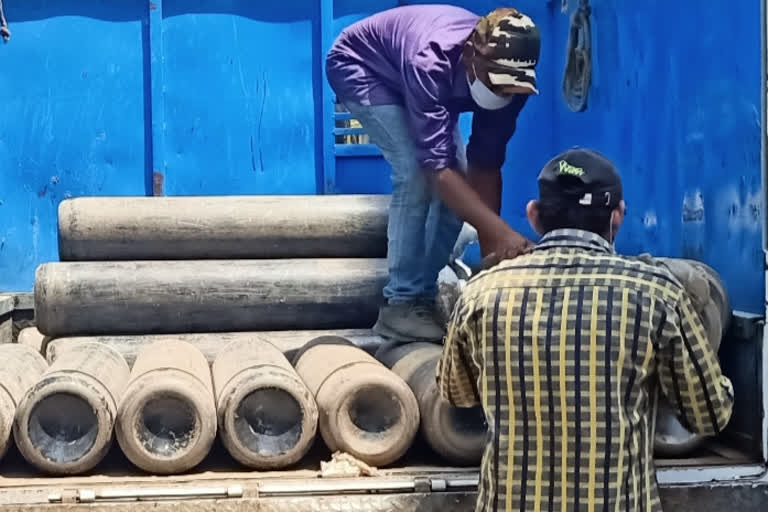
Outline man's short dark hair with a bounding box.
[537,200,614,236]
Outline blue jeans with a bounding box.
[344,102,466,304]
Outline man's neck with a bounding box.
[536,228,615,254]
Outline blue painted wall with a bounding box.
[0,0,763,314]
[160,1,322,195]
[0,1,149,291]
[548,0,764,312]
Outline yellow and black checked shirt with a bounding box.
[437,229,734,512]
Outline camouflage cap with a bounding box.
[464,8,541,95]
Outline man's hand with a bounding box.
[486,225,534,259]
[479,226,534,269]
[430,168,534,264]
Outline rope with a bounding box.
[562,0,592,112]
[0,0,10,43]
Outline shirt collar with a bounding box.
[534,228,614,254]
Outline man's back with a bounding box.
[327,5,478,106]
[438,228,733,512]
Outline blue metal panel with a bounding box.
[320,0,336,193]
[336,157,392,194]
[0,0,150,291]
[159,1,321,195]
[550,0,763,313]
[335,145,381,157]
[148,0,166,195]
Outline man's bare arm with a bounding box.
[430,167,531,258]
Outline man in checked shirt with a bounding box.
[437,147,734,512]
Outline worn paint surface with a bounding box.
[0,1,149,291]
[0,0,764,315]
[160,1,321,195]
[549,0,764,312]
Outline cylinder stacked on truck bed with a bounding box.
[31,194,409,473]
[213,338,318,469]
[34,259,388,337]
[57,195,389,261]
[14,342,130,475]
[44,330,384,368]
[293,336,420,467]
[376,341,487,466]
[116,340,217,475]
[0,345,48,461]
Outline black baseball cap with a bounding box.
[537,148,623,209]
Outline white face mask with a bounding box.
[468,74,515,110]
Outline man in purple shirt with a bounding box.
[327,6,541,341]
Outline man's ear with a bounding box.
[526,200,544,236]
[610,200,626,236]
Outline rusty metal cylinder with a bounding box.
[14,342,129,475]
[377,342,486,465]
[116,341,216,475]
[0,345,48,460]
[653,258,731,457]
[57,195,389,261]
[293,336,419,467]
[212,338,318,469]
[34,259,387,337]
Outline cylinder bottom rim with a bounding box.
[136,394,201,459]
[27,391,99,464]
[232,387,304,458]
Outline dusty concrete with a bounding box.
[34,259,388,336]
[294,336,419,467]
[57,195,389,261]
[46,330,384,368]
[117,341,216,475]
[0,345,48,460]
[378,342,486,466]
[212,338,317,469]
[13,342,130,475]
